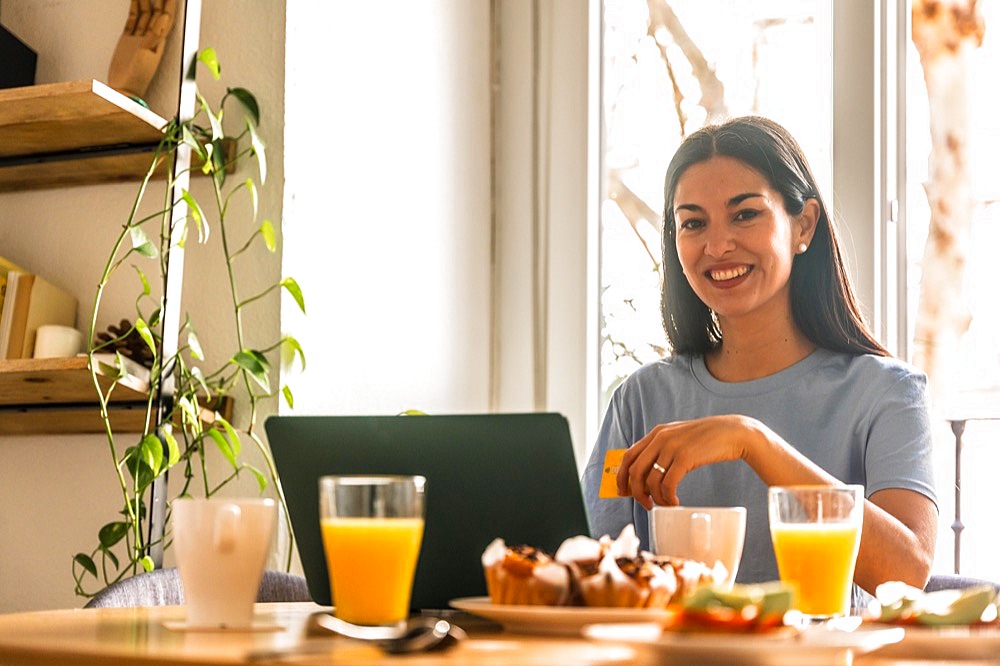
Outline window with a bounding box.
[906,0,1000,580]
[598,0,833,408]
[597,0,1000,583]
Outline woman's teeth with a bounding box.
[709,266,751,281]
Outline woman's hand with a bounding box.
[616,414,765,509]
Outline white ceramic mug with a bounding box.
[32,324,83,358]
[172,497,277,628]
[649,506,747,587]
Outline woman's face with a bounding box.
[672,156,814,325]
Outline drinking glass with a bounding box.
[319,475,426,626]
[768,485,864,620]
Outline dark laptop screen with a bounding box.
[264,413,591,610]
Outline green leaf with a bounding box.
[260,219,276,252]
[218,417,241,458]
[74,553,97,578]
[176,395,200,430]
[140,556,155,573]
[232,350,271,392]
[207,428,238,469]
[98,522,129,549]
[106,351,128,381]
[227,87,260,126]
[247,118,267,184]
[134,319,157,358]
[244,179,259,219]
[131,264,152,296]
[187,328,204,361]
[281,277,305,313]
[281,335,306,371]
[208,108,224,142]
[398,409,429,416]
[243,464,268,492]
[130,226,157,258]
[189,365,210,396]
[105,549,120,570]
[181,189,208,243]
[139,433,164,475]
[282,384,294,409]
[181,125,208,163]
[122,446,155,492]
[211,139,228,186]
[160,423,180,467]
[198,47,221,79]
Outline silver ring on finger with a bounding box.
[652,462,667,475]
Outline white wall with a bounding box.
[0,0,286,612]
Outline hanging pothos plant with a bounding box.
[72,48,305,598]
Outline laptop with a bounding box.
[264,412,591,611]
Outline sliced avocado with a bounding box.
[683,581,793,617]
[916,586,997,626]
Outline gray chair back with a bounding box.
[924,573,1000,594]
[83,568,311,608]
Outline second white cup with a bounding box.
[649,506,747,587]
[172,497,277,628]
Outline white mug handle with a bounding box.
[213,505,242,553]
[691,511,712,560]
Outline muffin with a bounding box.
[574,550,679,608]
[481,538,571,606]
[555,525,676,608]
[653,555,729,601]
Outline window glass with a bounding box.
[599,0,832,407]
[907,1,1000,581]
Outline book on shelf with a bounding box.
[0,254,27,315]
[0,270,78,359]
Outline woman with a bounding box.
[583,116,937,600]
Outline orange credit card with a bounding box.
[598,448,629,498]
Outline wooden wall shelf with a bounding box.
[0,356,148,435]
[0,79,168,192]
[0,356,232,436]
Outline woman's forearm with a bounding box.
[745,423,936,593]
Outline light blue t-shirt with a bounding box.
[583,348,937,587]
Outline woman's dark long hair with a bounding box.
[661,116,888,357]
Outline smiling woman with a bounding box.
[583,116,938,613]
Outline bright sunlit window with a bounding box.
[598,0,832,408]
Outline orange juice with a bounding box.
[771,523,860,616]
[321,517,424,625]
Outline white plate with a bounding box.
[871,623,1000,661]
[582,622,904,666]
[448,597,677,636]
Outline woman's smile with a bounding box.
[707,264,753,283]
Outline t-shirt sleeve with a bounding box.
[864,368,938,508]
[582,389,635,539]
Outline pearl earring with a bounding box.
[797,242,808,254]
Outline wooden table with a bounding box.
[0,602,993,665]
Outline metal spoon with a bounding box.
[246,613,465,661]
[311,612,464,653]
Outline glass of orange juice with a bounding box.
[768,485,863,621]
[319,475,426,626]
